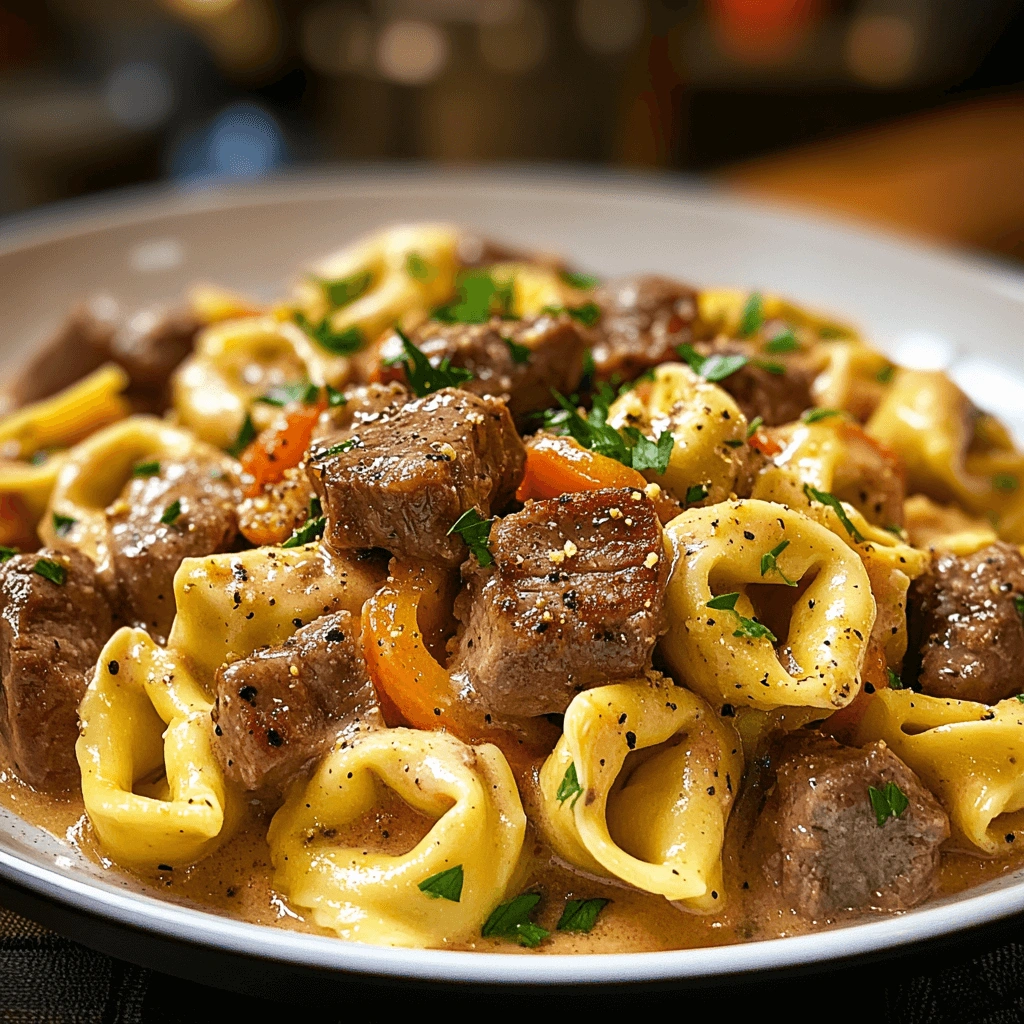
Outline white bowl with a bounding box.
[2,167,1023,987]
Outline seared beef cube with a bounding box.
[376,314,587,427]
[211,611,379,795]
[693,338,815,427]
[0,549,113,789]
[907,542,1024,704]
[590,275,698,383]
[309,387,525,566]
[108,457,241,642]
[761,734,948,918]
[452,487,669,717]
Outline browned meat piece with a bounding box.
[373,314,587,427]
[694,338,815,427]
[590,275,698,383]
[107,457,241,642]
[237,467,314,547]
[211,611,379,795]
[309,387,525,567]
[0,549,113,789]
[907,542,1024,703]
[451,488,669,717]
[760,734,949,918]
[831,423,906,528]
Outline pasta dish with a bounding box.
[1,223,1023,952]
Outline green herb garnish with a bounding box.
[819,325,847,340]
[160,499,182,526]
[738,292,764,337]
[580,348,596,390]
[560,270,600,290]
[802,408,844,424]
[405,252,435,282]
[994,474,1019,494]
[32,558,66,586]
[677,343,748,383]
[557,898,610,933]
[132,460,161,477]
[760,539,797,586]
[434,270,514,324]
[0,546,18,563]
[256,381,320,407]
[418,864,463,902]
[887,667,905,690]
[706,592,777,642]
[52,513,76,538]
[746,415,764,438]
[1014,595,1024,621]
[504,336,531,364]
[803,483,865,543]
[764,329,798,353]
[294,311,364,355]
[868,780,909,827]
[448,508,494,567]
[326,383,346,408]
[315,269,372,309]
[389,327,474,397]
[281,516,326,548]
[556,762,583,809]
[482,893,549,948]
[876,364,896,384]
[685,484,709,504]
[228,413,257,458]
[755,359,785,375]
[317,438,359,459]
[542,302,602,327]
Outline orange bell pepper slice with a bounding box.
[240,402,324,497]
[361,559,558,772]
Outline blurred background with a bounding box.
[0,0,1021,259]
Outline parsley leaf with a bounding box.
[504,336,531,364]
[754,359,785,376]
[685,484,709,504]
[746,415,764,438]
[228,413,257,458]
[803,483,865,543]
[819,325,847,340]
[556,762,583,809]
[316,438,359,459]
[706,592,777,642]
[52,512,76,538]
[560,270,600,290]
[405,252,435,282]
[418,864,463,902]
[33,558,66,585]
[887,667,905,690]
[802,408,844,424]
[482,893,549,948]
[326,383,347,408]
[760,539,797,586]
[557,898,610,933]
[677,343,748,383]
[542,302,602,327]
[448,508,494,566]
[580,348,596,391]
[764,329,798,353]
[1014,595,1024,621]
[738,292,764,337]
[294,311,364,355]
[390,327,474,397]
[281,516,326,548]
[621,427,674,474]
[994,473,1019,494]
[434,270,514,324]
[868,780,909,827]
[314,269,372,308]
[876,364,896,384]
[256,381,320,407]
[160,499,182,526]
[132,459,161,477]
[0,546,18,563]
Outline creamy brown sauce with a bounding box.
[3,743,1024,954]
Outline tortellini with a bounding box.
[167,543,388,685]
[855,689,1024,854]
[661,499,875,714]
[696,288,856,343]
[903,494,999,556]
[76,628,239,866]
[268,728,526,947]
[607,362,747,504]
[537,674,741,910]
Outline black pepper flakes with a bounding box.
[108,660,120,675]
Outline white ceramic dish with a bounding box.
[1,167,1023,987]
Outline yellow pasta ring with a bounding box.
[268,728,526,947]
[538,675,742,909]
[76,627,240,867]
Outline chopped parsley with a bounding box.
[317,438,359,459]
[580,348,596,391]
[803,483,865,543]
[314,269,372,309]
[159,499,182,526]
[433,270,514,324]
[228,413,257,458]
[802,408,844,424]
[281,515,326,548]
[542,302,602,327]
[389,327,474,397]
[685,484,709,505]
[1014,595,1024,621]
[738,292,764,337]
[504,336,531,364]
[993,473,1019,494]
[677,343,748,383]
[557,898,610,933]
[481,893,549,948]
[32,558,66,586]
[706,592,777,642]
[887,668,905,690]
[294,311,364,355]
[764,329,798,353]
[746,415,764,438]
[556,762,583,809]
[418,864,463,902]
[0,546,18,563]
[132,459,161,477]
[868,780,909,827]
[560,269,600,290]
[447,508,494,567]
[52,513,76,538]
[326,383,347,408]
[819,325,847,340]
[405,252,435,282]
[1016,694,1024,704]
[755,358,786,376]
[255,381,320,407]
[760,540,797,586]
[876,364,896,384]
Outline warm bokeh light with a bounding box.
[376,19,451,85]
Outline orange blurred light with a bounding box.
[709,0,821,63]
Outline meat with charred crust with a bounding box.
[451,487,669,717]
[0,548,113,790]
[308,387,525,567]
[211,611,380,796]
[759,733,949,918]
[907,541,1024,704]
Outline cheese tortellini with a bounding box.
[76,628,239,866]
[855,689,1024,854]
[268,728,526,947]
[538,674,741,910]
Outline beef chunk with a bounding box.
[761,734,948,918]
[309,387,525,567]
[375,314,587,427]
[907,542,1024,703]
[0,549,113,789]
[590,275,698,383]
[108,456,241,642]
[694,338,815,427]
[211,611,379,795]
[452,487,669,717]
